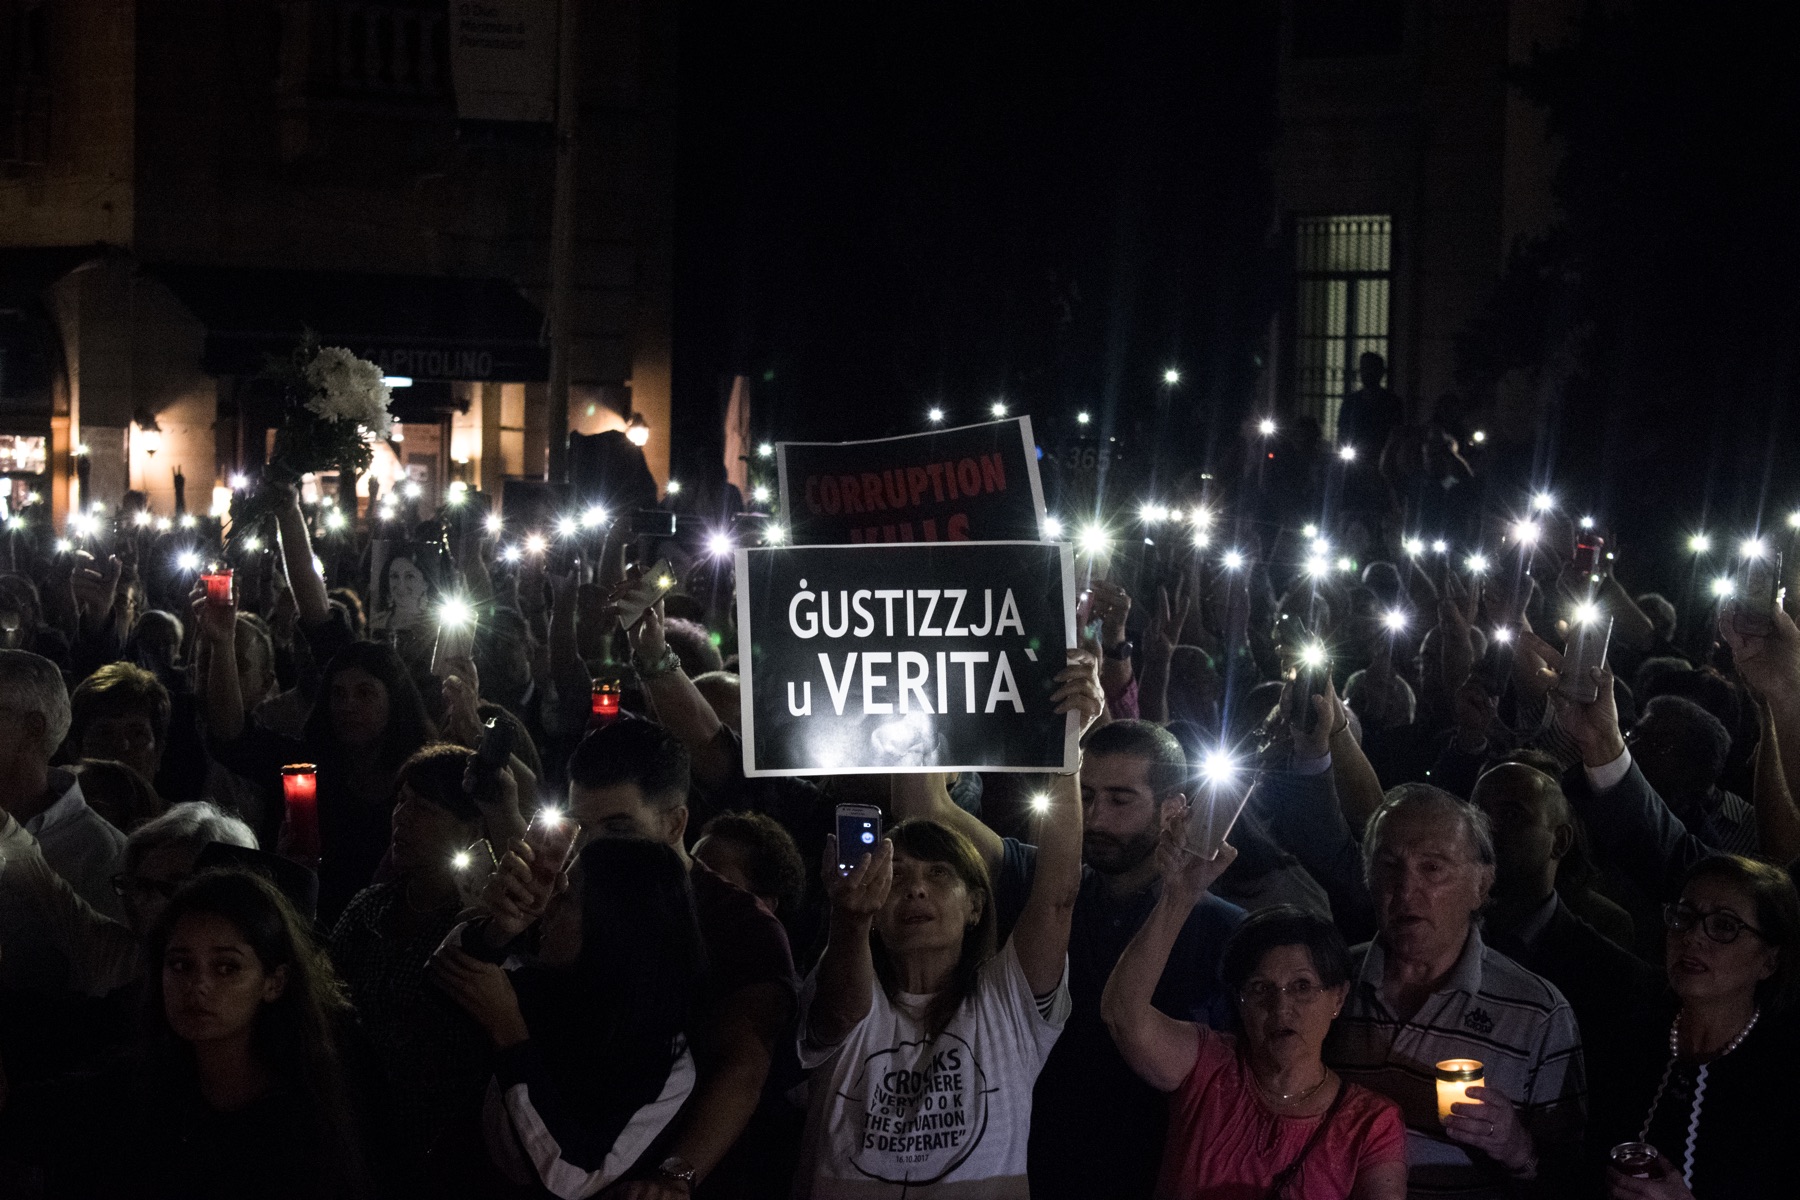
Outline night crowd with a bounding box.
[0,379,1796,1200]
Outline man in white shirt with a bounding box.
[0,650,128,992]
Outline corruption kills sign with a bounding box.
[735,541,1078,776]
[776,417,1047,545]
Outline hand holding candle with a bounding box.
[1438,1064,1536,1175]
[201,566,234,606]
[1435,1059,1482,1122]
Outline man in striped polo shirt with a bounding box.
[1326,784,1585,1198]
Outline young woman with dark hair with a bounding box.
[196,586,438,922]
[793,650,1101,1198]
[0,868,371,1198]
[431,835,707,1198]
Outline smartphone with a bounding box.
[1556,615,1614,704]
[1573,533,1606,579]
[473,716,515,782]
[835,803,883,870]
[452,837,499,906]
[525,808,582,884]
[614,558,679,630]
[1735,550,1782,637]
[631,509,679,539]
[1292,660,1328,735]
[1185,787,1248,862]
[430,612,478,677]
[731,511,771,543]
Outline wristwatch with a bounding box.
[656,1154,698,1189]
[1103,639,1134,661]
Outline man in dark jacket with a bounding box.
[1471,762,1658,1125]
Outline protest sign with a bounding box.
[735,540,1077,776]
[776,417,1047,545]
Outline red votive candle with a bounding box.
[591,682,620,723]
[201,568,233,605]
[281,764,320,865]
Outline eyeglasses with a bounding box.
[112,874,183,902]
[1663,901,1764,945]
[1239,978,1329,1007]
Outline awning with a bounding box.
[147,263,549,383]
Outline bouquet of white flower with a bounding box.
[301,346,395,444]
[231,335,396,542]
[272,339,394,479]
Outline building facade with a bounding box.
[1270,0,1575,441]
[0,0,674,521]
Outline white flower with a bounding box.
[304,346,393,438]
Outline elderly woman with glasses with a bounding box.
[1103,815,1407,1199]
[1596,855,1800,1199]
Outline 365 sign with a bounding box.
[735,541,1078,776]
[776,417,1047,546]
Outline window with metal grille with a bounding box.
[1294,215,1390,441]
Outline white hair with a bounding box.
[1362,783,1497,881]
[0,649,71,756]
[124,801,258,873]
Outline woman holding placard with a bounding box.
[793,649,1101,1199]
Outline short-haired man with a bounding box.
[68,661,172,789]
[564,718,798,1198]
[1629,694,1755,854]
[0,650,128,991]
[894,719,1245,1200]
[1471,762,1658,1156]
[1328,785,1585,1197]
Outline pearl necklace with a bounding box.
[1639,1007,1760,1190]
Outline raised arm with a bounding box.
[1137,580,1192,726]
[806,836,893,1050]
[889,772,1003,875]
[1101,812,1237,1091]
[1750,698,1800,866]
[629,599,734,794]
[1011,648,1104,996]
[1720,601,1800,863]
[1549,662,1708,898]
[1302,676,1385,833]
[193,586,245,744]
[272,485,330,627]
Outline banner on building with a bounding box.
[448,0,557,123]
[735,541,1078,776]
[776,417,1046,546]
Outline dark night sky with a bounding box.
[671,3,1279,478]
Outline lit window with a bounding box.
[1293,215,1391,442]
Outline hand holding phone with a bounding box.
[473,717,516,783]
[613,558,678,630]
[524,807,582,886]
[1555,614,1614,704]
[1734,550,1783,637]
[834,804,883,871]
[477,826,573,947]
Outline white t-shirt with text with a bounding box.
[795,940,1070,1199]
